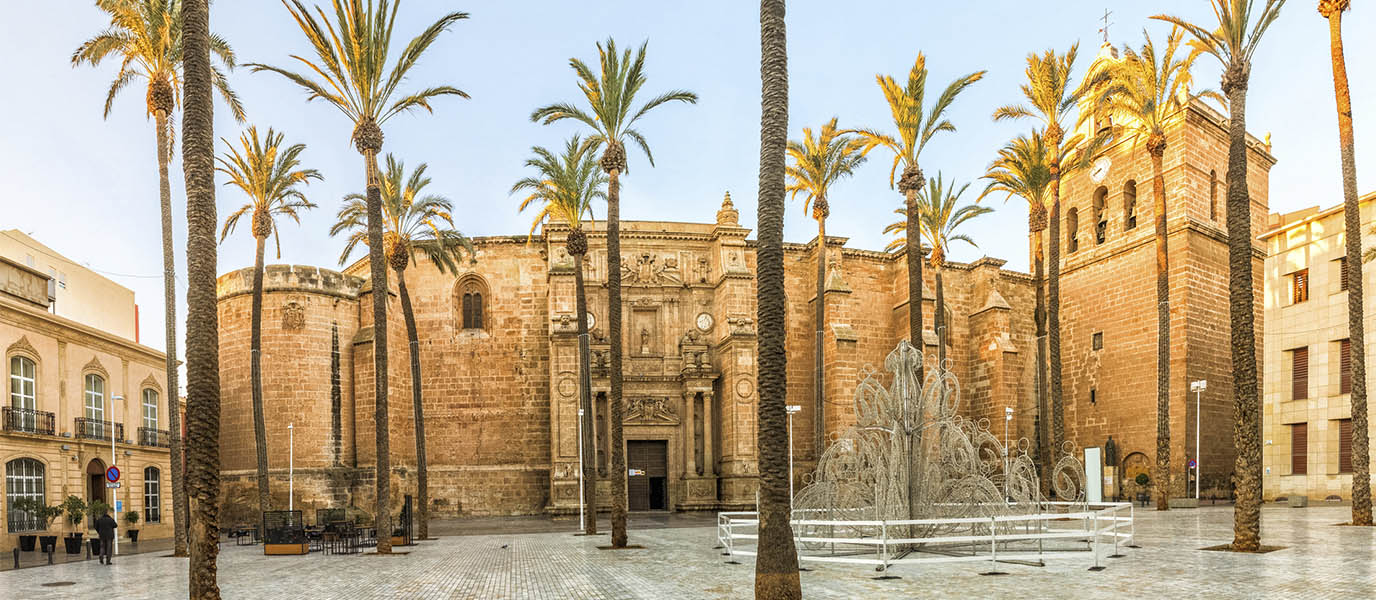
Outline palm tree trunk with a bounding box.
[756,1,801,597]
[906,190,925,382]
[181,0,222,595]
[250,234,271,517]
[1224,67,1261,551]
[607,168,628,549]
[573,248,597,535]
[396,268,428,540]
[814,217,826,463]
[364,150,393,554]
[1151,147,1171,511]
[1048,171,1064,464]
[153,107,188,557]
[1033,230,1048,483]
[1326,5,1370,526]
[934,260,946,367]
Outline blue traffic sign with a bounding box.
[106,466,120,483]
[1187,459,1197,469]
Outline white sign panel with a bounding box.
[1084,446,1103,503]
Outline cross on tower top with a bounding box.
[1098,9,1114,44]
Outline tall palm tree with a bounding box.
[993,45,1105,469]
[1154,0,1287,551]
[1319,0,1370,527]
[216,126,321,518]
[756,0,800,597]
[331,155,474,542]
[72,0,245,557]
[180,0,220,595]
[251,0,469,554]
[853,55,984,383]
[915,174,992,367]
[1086,28,1218,511]
[784,117,868,460]
[531,38,697,548]
[980,132,1053,475]
[513,136,607,535]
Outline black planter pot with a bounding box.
[88,538,102,556]
[63,535,83,555]
[127,530,139,543]
[18,535,37,551]
[39,535,58,552]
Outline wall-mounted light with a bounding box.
[60,444,71,451]
[123,450,133,456]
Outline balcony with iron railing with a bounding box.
[138,426,171,448]
[74,417,124,442]
[2,407,56,436]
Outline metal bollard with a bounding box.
[48,546,54,564]
[86,541,91,560]
[12,547,18,569]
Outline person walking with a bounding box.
[94,508,117,565]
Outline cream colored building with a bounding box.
[1262,192,1376,502]
[1,246,171,553]
[0,229,139,342]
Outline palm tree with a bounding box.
[251,0,469,554]
[216,126,321,518]
[853,55,985,383]
[531,38,697,548]
[1154,0,1287,551]
[915,174,992,367]
[993,44,1105,470]
[979,132,1053,476]
[755,0,800,597]
[1086,28,1219,511]
[513,136,607,535]
[1319,0,1370,527]
[331,155,474,542]
[784,117,868,460]
[72,0,245,557]
[180,0,220,595]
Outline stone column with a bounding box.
[703,391,715,477]
[683,390,697,477]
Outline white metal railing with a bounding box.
[717,502,1134,573]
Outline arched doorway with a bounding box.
[1121,452,1150,502]
[85,458,107,508]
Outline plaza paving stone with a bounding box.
[1,504,1373,599]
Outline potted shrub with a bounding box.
[12,498,40,551]
[60,495,87,554]
[34,501,62,552]
[124,510,140,542]
[1134,473,1151,506]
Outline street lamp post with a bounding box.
[576,408,585,532]
[111,394,122,557]
[786,405,802,501]
[1004,407,1013,499]
[288,423,295,512]
[1190,380,1207,500]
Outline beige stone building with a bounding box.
[0,229,139,342]
[1,248,173,553]
[1261,192,1376,502]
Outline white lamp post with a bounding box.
[111,394,122,557]
[288,423,295,512]
[576,408,585,532]
[1190,380,1207,500]
[786,405,802,501]
[1004,407,1013,499]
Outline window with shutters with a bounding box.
[1338,257,1349,292]
[1291,269,1309,304]
[1337,419,1353,474]
[454,274,489,332]
[1292,346,1309,400]
[1291,423,1308,475]
[1340,339,1352,395]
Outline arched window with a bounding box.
[10,355,36,416]
[1067,208,1080,253]
[84,374,105,421]
[455,275,489,331]
[1123,180,1138,230]
[5,458,45,532]
[1093,186,1109,244]
[1209,169,1219,221]
[143,466,161,523]
[142,388,159,430]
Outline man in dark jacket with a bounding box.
[94,509,117,565]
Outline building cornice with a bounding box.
[0,294,166,367]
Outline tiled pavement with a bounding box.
[2,504,1373,599]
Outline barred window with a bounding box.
[6,458,45,533]
[144,466,161,523]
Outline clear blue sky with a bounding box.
[1,1,1372,366]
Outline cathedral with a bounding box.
[214,46,1274,518]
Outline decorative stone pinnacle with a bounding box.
[716,191,739,226]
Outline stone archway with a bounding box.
[85,458,108,508]
[1121,451,1150,502]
